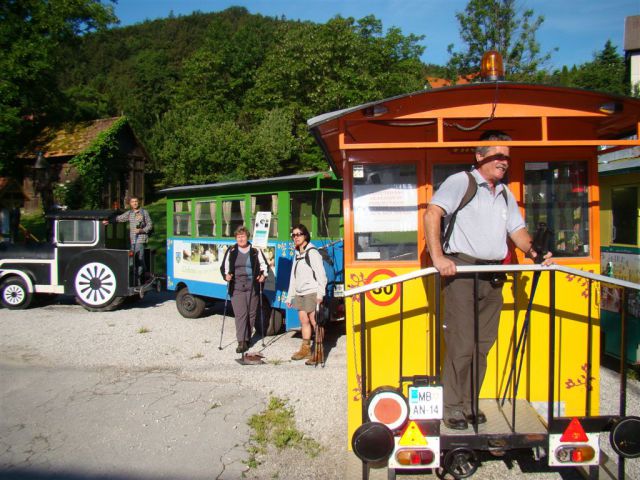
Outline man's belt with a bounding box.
[449,252,503,265]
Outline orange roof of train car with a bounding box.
[307,82,640,177]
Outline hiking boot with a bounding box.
[305,345,324,366]
[291,340,312,360]
[236,341,248,353]
[444,409,468,430]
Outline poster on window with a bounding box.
[173,240,224,283]
[601,250,640,317]
[252,211,271,248]
[353,184,417,232]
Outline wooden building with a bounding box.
[19,117,148,212]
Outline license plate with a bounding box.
[408,386,443,420]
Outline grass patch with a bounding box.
[137,326,151,334]
[191,352,204,359]
[246,396,321,469]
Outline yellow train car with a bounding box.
[308,55,640,478]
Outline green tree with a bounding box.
[0,0,116,173]
[446,0,554,82]
[557,41,627,95]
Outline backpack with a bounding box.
[294,246,332,281]
[441,171,508,251]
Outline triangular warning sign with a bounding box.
[399,421,428,446]
[560,417,589,443]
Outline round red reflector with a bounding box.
[366,387,408,431]
[374,398,402,425]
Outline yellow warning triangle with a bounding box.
[399,421,428,446]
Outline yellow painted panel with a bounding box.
[345,263,601,448]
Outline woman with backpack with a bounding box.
[286,224,327,365]
[220,226,269,353]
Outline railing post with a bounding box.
[399,282,404,389]
[360,292,367,424]
[586,279,593,416]
[511,272,519,430]
[435,273,441,376]
[619,288,628,480]
[473,272,480,432]
[548,270,556,425]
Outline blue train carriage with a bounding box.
[160,172,344,334]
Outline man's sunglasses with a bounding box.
[483,153,511,162]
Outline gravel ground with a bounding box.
[1,292,639,479]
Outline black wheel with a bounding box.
[441,448,479,479]
[1,277,33,309]
[176,287,205,318]
[74,261,121,311]
[255,299,284,336]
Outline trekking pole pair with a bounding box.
[311,303,325,367]
[500,223,552,405]
[218,280,267,350]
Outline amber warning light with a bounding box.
[481,50,505,81]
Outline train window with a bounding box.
[524,161,589,257]
[432,164,474,191]
[222,199,244,237]
[251,195,278,237]
[291,193,313,234]
[317,192,342,238]
[352,163,418,261]
[173,200,192,236]
[57,220,96,244]
[612,186,638,245]
[196,201,216,237]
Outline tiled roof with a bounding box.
[426,76,474,88]
[20,117,124,159]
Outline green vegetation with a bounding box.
[246,397,321,469]
[143,197,167,275]
[2,1,633,188]
[137,326,151,334]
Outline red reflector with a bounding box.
[129,251,134,257]
[396,448,435,466]
[555,446,596,463]
[560,418,589,443]
[374,398,402,425]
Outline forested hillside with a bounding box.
[57,7,428,188]
[3,2,631,193]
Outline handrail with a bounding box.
[343,263,640,297]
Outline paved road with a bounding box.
[0,292,637,479]
[1,362,262,480]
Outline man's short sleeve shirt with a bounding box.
[430,169,525,260]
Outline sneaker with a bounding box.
[464,409,487,424]
[444,409,468,430]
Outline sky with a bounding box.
[113,0,639,70]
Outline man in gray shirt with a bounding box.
[424,130,552,430]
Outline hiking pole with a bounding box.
[313,303,320,368]
[259,281,266,347]
[218,281,231,350]
[314,303,326,368]
[501,223,552,406]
